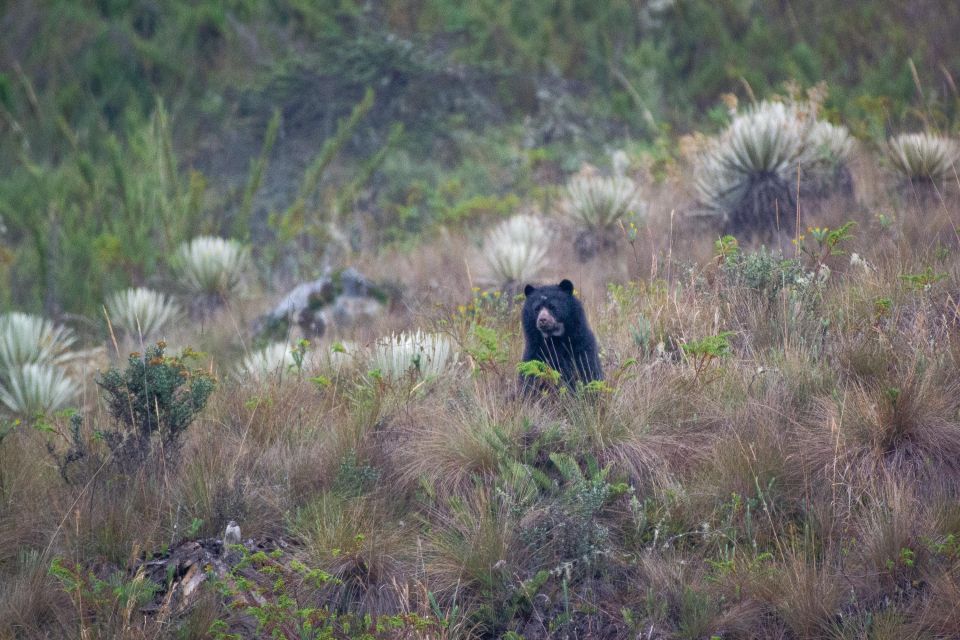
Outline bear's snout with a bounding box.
[536,308,564,336]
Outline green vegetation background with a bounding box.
[1,0,958,316]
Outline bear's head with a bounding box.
[523,279,576,338]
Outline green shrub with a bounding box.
[97,342,215,468]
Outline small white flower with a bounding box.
[849,252,873,272]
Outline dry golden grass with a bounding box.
[2,149,959,639]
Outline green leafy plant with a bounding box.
[465,324,511,373]
[208,546,434,639]
[681,332,734,383]
[795,221,856,279]
[517,359,562,390]
[714,235,740,263]
[900,266,948,291]
[49,557,160,637]
[97,342,215,468]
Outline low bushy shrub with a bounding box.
[97,342,215,468]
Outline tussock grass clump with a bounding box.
[886,132,959,184]
[480,214,550,289]
[804,357,960,498]
[105,287,181,340]
[559,370,696,491]
[291,493,411,614]
[423,484,521,602]
[394,385,532,494]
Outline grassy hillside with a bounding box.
[2,142,960,637]
[2,2,960,639]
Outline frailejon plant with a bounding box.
[105,287,181,340]
[481,214,550,289]
[0,363,76,416]
[804,119,856,198]
[565,175,638,231]
[885,133,959,184]
[695,101,808,237]
[171,236,251,308]
[0,312,76,418]
[564,174,640,260]
[370,330,457,382]
[235,342,297,382]
[97,343,215,468]
[0,312,76,369]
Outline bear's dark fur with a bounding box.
[520,279,602,391]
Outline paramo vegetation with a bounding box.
[2,1,960,638]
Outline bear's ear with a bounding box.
[524,284,536,297]
[558,279,574,294]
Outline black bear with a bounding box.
[520,279,602,391]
